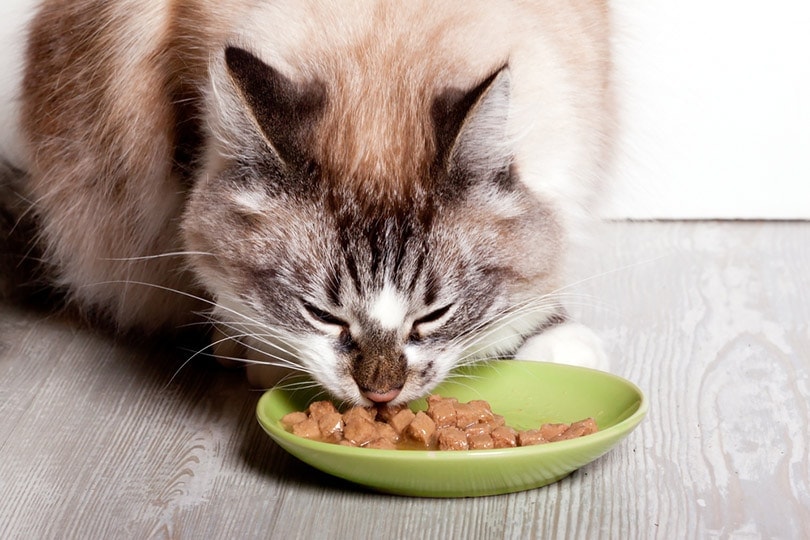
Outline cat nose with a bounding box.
[362,388,401,403]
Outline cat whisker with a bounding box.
[273,380,324,394]
[86,279,216,309]
[101,251,216,262]
[451,297,550,349]
[451,261,657,369]
[453,285,618,357]
[206,322,305,367]
[237,339,304,371]
[84,279,309,377]
[212,320,302,360]
[168,334,309,384]
[273,379,330,402]
[450,297,576,364]
[453,296,561,352]
[432,375,484,397]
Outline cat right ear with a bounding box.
[224,46,326,168]
[432,66,513,190]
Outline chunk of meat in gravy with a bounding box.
[281,396,598,450]
[553,418,599,441]
[317,412,344,443]
[342,406,377,424]
[388,408,416,435]
[517,429,546,447]
[426,396,458,428]
[540,423,569,441]
[491,426,518,448]
[437,427,468,451]
[291,417,321,440]
[343,416,378,447]
[467,431,495,450]
[280,411,308,429]
[406,411,437,448]
[374,422,400,444]
[307,401,338,419]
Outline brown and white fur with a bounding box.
[1,0,613,405]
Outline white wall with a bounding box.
[604,1,810,219]
[0,0,37,170]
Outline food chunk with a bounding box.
[540,422,569,441]
[317,412,344,443]
[554,418,599,441]
[437,427,469,451]
[282,396,598,450]
[343,416,377,447]
[280,411,308,429]
[374,422,400,444]
[375,403,407,423]
[342,406,377,424]
[388,408,416,435]
[426,395,458,428]
[467,432,494,450]
[291,417,321,440]
[516,429,546,447]
[465,423,493,437]
[406,411,437,447]
[491,426,518,448]
[307,400,338,419]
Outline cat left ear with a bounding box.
[224,46,325,168]
[432,66,513,188]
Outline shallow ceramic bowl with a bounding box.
[256,360,647,497]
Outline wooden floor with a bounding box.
[1,221,808,539]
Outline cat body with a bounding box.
[2,0,613,404]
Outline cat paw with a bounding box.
[515,322,610,372]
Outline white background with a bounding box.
[604,0,810,219]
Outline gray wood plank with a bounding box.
[1,222,808,539]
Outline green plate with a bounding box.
[256,360,647,497]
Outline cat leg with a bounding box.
[515,321,610,372]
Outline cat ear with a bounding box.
[224,46,325,167]
[432,66,512,187]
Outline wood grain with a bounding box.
[1,222,808,539]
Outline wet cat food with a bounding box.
[280,395,598,450]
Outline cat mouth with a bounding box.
[361,388,402,404]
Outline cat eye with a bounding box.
[413,304,453,326]
[302,302,347,328]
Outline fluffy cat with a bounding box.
[0,0,613,405]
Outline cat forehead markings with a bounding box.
[369,283,408,331]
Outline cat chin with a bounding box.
[514,322,610,372]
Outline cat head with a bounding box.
[183,46,564,405]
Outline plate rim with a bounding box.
[256,360,648,461]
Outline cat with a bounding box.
[0,0,613,405]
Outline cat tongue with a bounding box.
[363,389,401,403]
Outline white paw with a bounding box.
[515,322,610,372]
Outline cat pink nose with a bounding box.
[363,389,401,403]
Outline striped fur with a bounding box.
[4,0,613,403]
